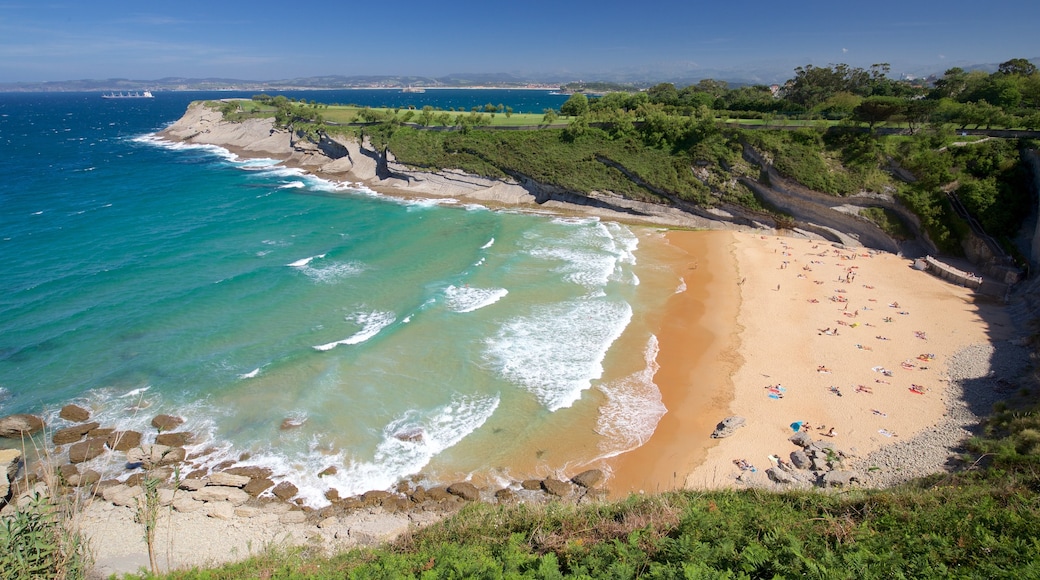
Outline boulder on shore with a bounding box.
[710,416,747,439]
[69,437,108,464]
[0,414,44,438]
[446,482,480,501]
[126,444,185,467]
[59,404,91,423]
[106,430,142,452]
[151,414,185,432]
[541,478,572,497]
[155,431,192,447]
[272,481,298,501]
[571,469,604,489]
[53,422,101,445]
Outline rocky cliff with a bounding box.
[160,102,932,249]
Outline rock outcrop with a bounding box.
[0,448,22,502]
[711,416,747,439]
[59,404,91,423]
[0,414,44,438]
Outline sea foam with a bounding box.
[485,299,633,411]
[288,254,364,283]
[238,393,500,507]
[596,335,666,458]
[443,285,508,313]
[313,310,396,351]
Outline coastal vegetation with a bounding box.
[108,383,1037,578]
[219,58,1039,257]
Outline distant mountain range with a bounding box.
[1,58,1036,93]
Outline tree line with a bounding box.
[558,58,1040,131]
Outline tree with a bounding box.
[419,105,435,127]
[560,93,589,117]
[853,96,904,130]
[542,108,558,125]
[904,99,938,134]
[998,58,1038,77]
[646,83,679,106]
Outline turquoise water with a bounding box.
[0,91,676,504]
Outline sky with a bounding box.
[1,0,1038,83]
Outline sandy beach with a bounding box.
[619,230,1011,492]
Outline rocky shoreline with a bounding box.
[1,403,612,576]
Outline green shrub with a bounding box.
[0,493,88,580]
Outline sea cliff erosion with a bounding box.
[158,102,735,230]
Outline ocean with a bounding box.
[0,90,677,505]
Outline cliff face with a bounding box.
[159,103,933,248]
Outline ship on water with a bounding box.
[102,91,154,99]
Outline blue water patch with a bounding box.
[0,91,671,505]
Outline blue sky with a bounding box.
[1,0,1037,83]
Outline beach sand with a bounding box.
[616,230,1010,493]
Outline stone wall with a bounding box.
[1025,149,1040,269]
[916,257,983,289]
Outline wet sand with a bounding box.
[606,230,741,495]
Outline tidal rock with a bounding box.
[280,417,305,430]
[393,429,423,443]
[0,448,23,501]
[571,469,604,489]
[59,404,91,423]
[87,427,114,439]
[520,479,542,490]
[409,487,428,503]
[0,414,44,438]
[272,481,298,501]
[325,488,340,501]
[494,488,517,503]
[151,414,184,432]
[207,472,250,488]
[243,477,274,497]
[155,432,192,447]
[361,489,392,505]
[106,430,142,452]
[223,466,273,480]
[318,466,338,477]
[541,478,572,497]
[425,487,452,502]
[710,416,747,439]
[68,437,108,463]
[125,444,185,467]
[53,422,101,445]
[447,482,480,501]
